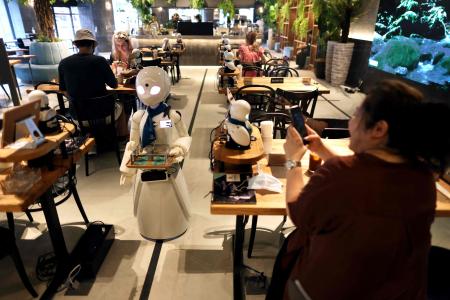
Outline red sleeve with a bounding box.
[287,157,345,233]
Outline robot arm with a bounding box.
[119,110,144,184]
[168,110,192,161]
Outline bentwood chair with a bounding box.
[0,226,38,297]
[263,58,289,74]
[268,67,299,77]
[235,85,276,122]
[71,94,121,176]
[275,88,319,118]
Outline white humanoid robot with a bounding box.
[27,90,59,133]
[223,44,236,73]
[225,99,252,149]
[120,67,192,240]
[161,37,171,51]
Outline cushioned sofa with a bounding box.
[14,41,71,83]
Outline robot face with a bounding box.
[136,67,171,106]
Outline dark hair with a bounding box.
[361,79,450,173]
[74,40,95,48]
[246,31,257,45]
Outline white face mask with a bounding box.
[247,172,283,193]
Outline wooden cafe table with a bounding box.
[235,77,331,95]
[211,139,450,300]
[0,123,96,299]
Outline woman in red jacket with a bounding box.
[267,79,449,300]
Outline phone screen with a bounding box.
[290,106,308,144]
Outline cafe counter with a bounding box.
[131,35,261,66]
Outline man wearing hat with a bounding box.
[58,29,117,103]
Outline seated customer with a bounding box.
[110,31,133,69]
[238,32,264,68]
[267,80,450,299]
[58,29,117,106]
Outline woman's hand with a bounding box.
[303,124,324,154]
[304,124,337,161]
[284,126,307,161]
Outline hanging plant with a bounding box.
[261,0,279,31]
[292,1,308,39]
[218,0,235,19]
[129,0,155,25]
[189,0,205,9]
[278,0,291,32]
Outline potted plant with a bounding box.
[130,0,154,32]
[313,0,364,85]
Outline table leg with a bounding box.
[39,189,71,300]
[56,93,66,116]
[234,215,246,300]
[28,60,34,86]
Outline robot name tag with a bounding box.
[160,119,172,128]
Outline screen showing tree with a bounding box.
[369,0,449,90]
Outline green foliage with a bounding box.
[292,2,308,39]
[129,0,154,24]
[439,57,450,75]
[218,0,234,18]
[376,0,449,40]
[189,0,205,9]
[313,0,364,43]
[36,34,60,42]
[260,0,281,31]
[278,0,290,32]
[375,38,421,70]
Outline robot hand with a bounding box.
[120,173,134,186]
[169,146,185,162]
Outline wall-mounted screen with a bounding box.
[369,0,449,91]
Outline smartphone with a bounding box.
[289,105,309,144]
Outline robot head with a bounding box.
[176,33,182,42]
[162,38,170,50]
[223,38,230,45]
[224,44,231,51]
[229,100,251,121]
[28,90,49,108]
[136,66,171,106]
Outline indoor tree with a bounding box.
[313,0,364,43]
[14,0,95,42]
[189,0,205,9]
[129,0,155,25]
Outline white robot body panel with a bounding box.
[133,167,190,240]
[225,120,251,146]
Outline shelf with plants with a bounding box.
[291,0,317,68]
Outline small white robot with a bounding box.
[27,90,59,133]
[120,67,192,240]
[161,37,171,51]
[225,99,252,149]
[223,45,237,73]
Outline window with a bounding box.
[0,0,15,42]
[112,0,139,33]
[53,6,82,40]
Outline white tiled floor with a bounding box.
[1,66,449,299]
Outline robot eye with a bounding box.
[145,83,149,87]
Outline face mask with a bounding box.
[247,172,283,193]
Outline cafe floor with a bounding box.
[1,66,450,300]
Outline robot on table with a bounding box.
[120,67,192,240]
